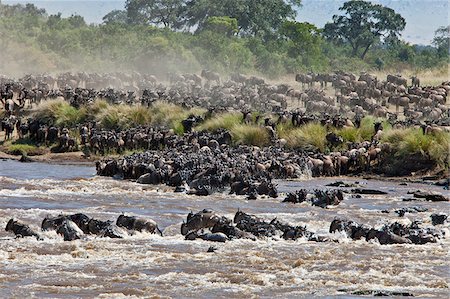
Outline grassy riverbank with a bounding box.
[3,99,449,175]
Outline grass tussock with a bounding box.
[95,105,152,130]
[232,125,270,147]
[197,113,242,132]
[281,122,327,152]
[33,99,87,127]
[149,102,206,134]
[382,128,450,170]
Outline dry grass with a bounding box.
[372,64,450,86]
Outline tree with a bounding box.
[279,21,322,57]
[323,0,406,59]
[432,26,450,57]
[184,0,302,37]
[67,14,86,28]
[201,16,238,37]
[103,10,128,24]
[125,0,185,29]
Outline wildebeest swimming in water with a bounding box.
[181,209,325,242]
[329,217,443,245]
[40,213,161,240]
[116,214,163,236]
[5,219,42,240]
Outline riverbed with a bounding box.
[0,160,448,298]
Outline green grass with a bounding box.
[280,122,327,152]
[33,99,87,127]
[1,138,46,156]
[197,113,270,146]
[232,124,270,147]
[197,112,242,132]
[382,128,450,169]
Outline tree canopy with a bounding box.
[123,0,302,37]
[433,26,450,57]
[0,1,447,77]
[125,0,185,29]
[323,0,406,59]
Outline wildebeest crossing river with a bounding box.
[0,160,448,298]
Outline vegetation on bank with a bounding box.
[0,138,45,156]
[5,99,450,172]
[0,1,448,77]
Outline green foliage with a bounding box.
[1,138,45,156]
[280,21,322,57]
[324,0,406,59]
[184,0,302,38]
[0,1,446,77]
[201,16,238,37]
[433,26,450,59]
[125,0,184,29]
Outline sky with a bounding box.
[3,0,449,45]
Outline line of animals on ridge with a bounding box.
[5,208,448,246]
[1,70,449,132]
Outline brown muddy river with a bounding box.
[0,160,448,298]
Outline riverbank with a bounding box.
[0,150,95,166]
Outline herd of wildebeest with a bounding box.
[4,203,449,245]
[1,70,449,246]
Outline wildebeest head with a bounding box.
[116,214,135,230]
[41,215,67,231]
[5,218,15,232]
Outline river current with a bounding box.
[0,159,448,298]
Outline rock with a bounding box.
[174,185,186,193]
[19,154,33,163]
[137,173,152,184]
[326,181,357,187]
[352,188,388,195]
[435,178,449,187]
[409,190,449,202]
[198,232,228,242]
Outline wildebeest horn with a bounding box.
[156,226,163,237]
